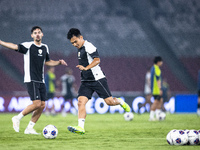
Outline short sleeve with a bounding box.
[46,52,50,62]
[44,44,50,62]
[89,50,99,59]
[85,41,97,54]
[84,41,99,58]
[18,42,31,54]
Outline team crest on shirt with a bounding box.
[38,49,43,56]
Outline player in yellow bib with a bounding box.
[149,56,163,121]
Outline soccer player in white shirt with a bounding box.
[66,28,130,135]
[0,26,67,134]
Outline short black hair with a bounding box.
[154,56,163,64]
[31,26,42,33]
[67,28,81,40]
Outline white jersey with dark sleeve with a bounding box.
[17,41,50,83]
[78,40,105,81]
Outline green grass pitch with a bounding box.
[0,113,199,150]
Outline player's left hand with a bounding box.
[59,59,68,66]
[76,65,88,71]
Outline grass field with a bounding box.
[0,113,199,150]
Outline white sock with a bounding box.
[150,110,155,119]
[27,121,35,129]
[78,118,85,129]
[17,112,24,120]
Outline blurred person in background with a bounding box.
[149,56,163,121]
[142,68,152,112]
[0,26,67,134]
[60,67,77,117]
[45,66,56,116]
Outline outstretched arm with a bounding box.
[0,40,18,50]
[45,59,67,67]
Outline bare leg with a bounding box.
[157,98,163,110]
[12,100,44,133]
[150,100,159,111]
[77,96,88,119]
[22,100,43,116]
[31,101,45,123]
[104,97,120,106]
[67,96,87,133]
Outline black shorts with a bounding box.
[25,81,47,101]
[198,90,200,97]
[78,78,112,99]
[153,95,162,101]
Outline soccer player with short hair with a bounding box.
[149,56,163,121]
[0,26,67,134]
[66,28,130,135]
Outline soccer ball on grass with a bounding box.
[166,130,188,145]
[123,112,134,121]
[187,130,199,145]
[166,129,177,145]
[43,124,58,139]
[156,112,166,121]
[171,130,188,145]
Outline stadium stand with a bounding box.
[0,0,158,57]
[0,49,24,74]
[150,0,200,57]
[180,57,200,81]
[0,67,25,92]
[0,0,199,93]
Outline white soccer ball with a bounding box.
[183,129,189,133]
[166,129,177,145]
[43,124,58,139]
[187,130,199,145]
[156,112,166,121]
[171,130,188,145]
[123,112,134,121]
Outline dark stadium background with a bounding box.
[0,0,199,113]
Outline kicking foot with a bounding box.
[24,128,40,135]
[118,98,130,112]
[12,116,20,132]
[67,126,85,135]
